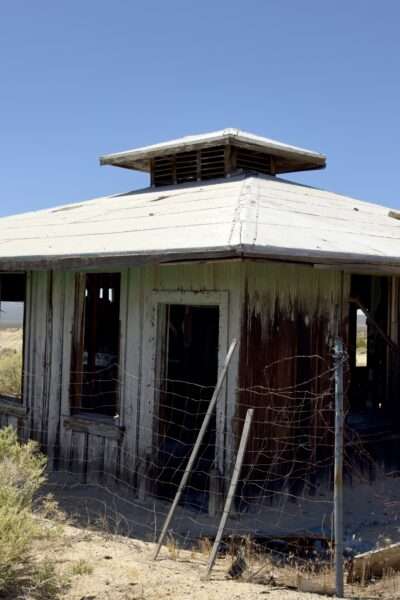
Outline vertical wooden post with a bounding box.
[203,408,254,580]
[334,337,344,598]
[208,466,222,517]
[153,338,238,560]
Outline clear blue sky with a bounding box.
[1,1,400,216]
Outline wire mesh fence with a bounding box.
[1,340,400,596]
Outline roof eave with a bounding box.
[2,244,400,273]
[99,132,326,173]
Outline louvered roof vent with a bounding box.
[100,128,326,187]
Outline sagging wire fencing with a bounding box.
[1,337,398,597]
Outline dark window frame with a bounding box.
[70,272,122,419]
[0,272,27,404]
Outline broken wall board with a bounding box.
[348,542,400,582]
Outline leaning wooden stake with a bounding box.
[153,338,238,560]
[334,337,344,598]
[203,408,254,580]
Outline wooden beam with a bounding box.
[203,408,254,580]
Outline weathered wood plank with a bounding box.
[6,415,19,432]
[27,272,51,445]
[349,542,400,583]
[47,272,66,469]
[119,268,142,485]
[70,430,87,483]
[86,434,105,485]
[63,416,123,441]
[0,399,27,418]
[103,438,119,487]
[24,271,35,439]
[296,575,334,595]
[20,271,33,442]
[59,273,76,471]
[58,427,72,475]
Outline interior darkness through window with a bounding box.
[348,274,389,430]
[72,273,120,417]
[0,273,26,401]
[157,304,219,506]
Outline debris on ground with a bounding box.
[348,541,400,583]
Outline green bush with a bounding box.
[0,427,61,598]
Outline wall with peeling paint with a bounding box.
[0,259,356,495]
[0,261,244,487]
[237,261,349,495]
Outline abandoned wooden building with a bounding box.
[0,128,400,505]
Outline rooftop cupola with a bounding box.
[100,128,326,187]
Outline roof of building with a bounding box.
[1,173,400,271]
[99,128,326,174]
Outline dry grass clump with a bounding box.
[0,349,23,397]
[0,426,64,599]
[166,534,180,560]
[69,559,94,577]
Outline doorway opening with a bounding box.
[156,304,220,507]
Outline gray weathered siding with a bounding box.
[3,261,243,486]
[1,260,359,491]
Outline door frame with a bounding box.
[139,290,229,481]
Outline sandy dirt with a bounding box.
[42,523,336,600]
[34,520,400,600]
[38,475,400,599]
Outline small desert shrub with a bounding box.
[70,560,93,576]
[166,534,179,560]
[0,350,23,397]
[0,426,61,598]
[197,537,212,556]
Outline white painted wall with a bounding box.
[7,261,243,485]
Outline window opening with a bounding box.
[71,273,121,417]
[355,308,368,367]
[0,273,26,400]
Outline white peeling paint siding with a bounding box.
[2,261,243,487]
